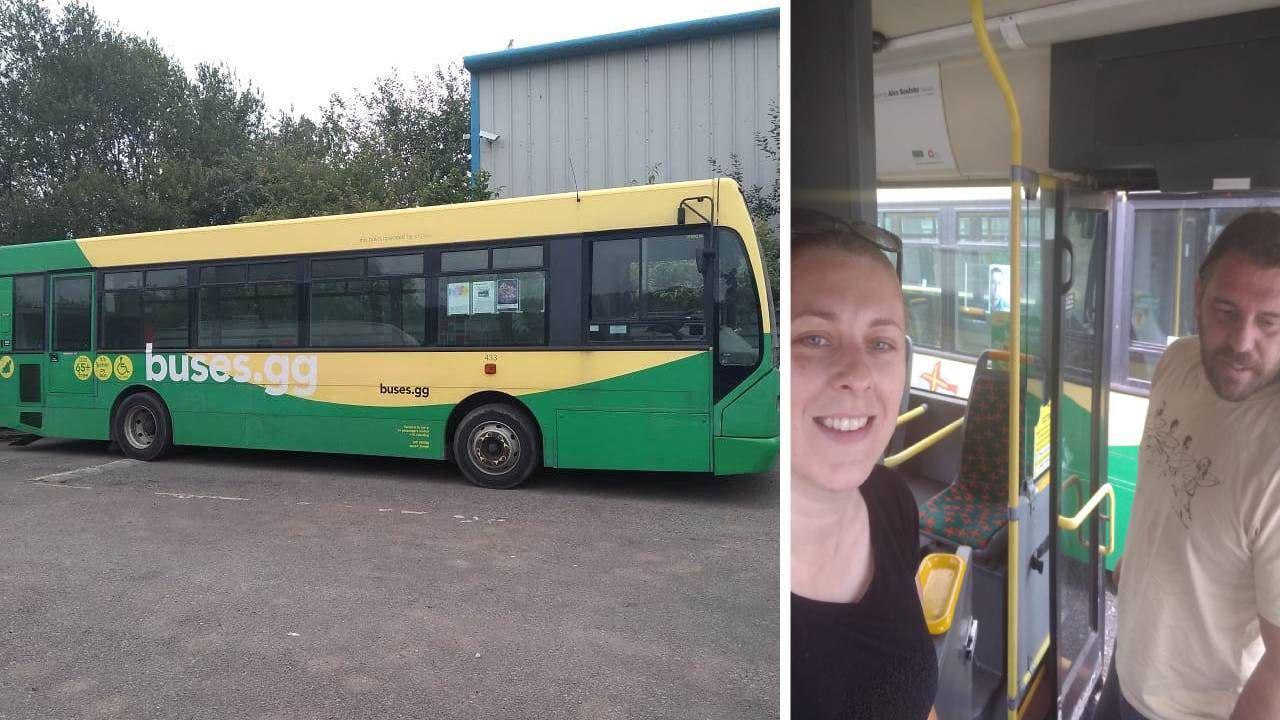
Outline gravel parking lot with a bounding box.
[0,437,779,720]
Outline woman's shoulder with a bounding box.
[863,465,917,519]
[862,465,920,555]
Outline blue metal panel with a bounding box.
[462,8,778,73]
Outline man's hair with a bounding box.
[1198,210,1280,282]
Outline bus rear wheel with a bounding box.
[454,403,540,489]
[113,392,172,461]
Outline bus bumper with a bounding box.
[713,435,779,476]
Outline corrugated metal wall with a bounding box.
[473,27,779,199]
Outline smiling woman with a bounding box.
[789,209,938,720]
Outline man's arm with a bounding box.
[1229,617,1280,720]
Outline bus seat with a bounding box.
[919,352,1012,562]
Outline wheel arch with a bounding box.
[108,384,172,443]
[444,391,544,463]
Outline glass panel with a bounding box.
[957,212,1010,242]
[103,289,190,349]
[313,258,365,279]
[249,262,296,282]
[588,235,706,343]
[13,275,45,351]
[441,249,488,273]
[201,265,246,285]
[102,291,140,349]
[1062,209,1105,380]
[53,276,92,350]
[368,254,423,277]
[104,271,143,291]
[310,278,426,347]
[492,245,543,269]
[954,244,1008,355]
[884,212,943,350]
[437,271,546,346]
[643,235,703,316]
[146,268,187,288]
[1054,190,1109,717]
[198,284,299,347]
[589,239,640,320]
[716,233,761,367]
[882,212,938,239]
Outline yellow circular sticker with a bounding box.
[94,355,113,381]
[0,355,13,380]
[113,354,134,381]
[73,355,93,381]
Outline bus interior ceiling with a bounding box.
[853,1,1280,718]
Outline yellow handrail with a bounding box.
[896,404,928,427]
[882,417,964,469]
[968,1,1024,715]
[1058,480,1116,557]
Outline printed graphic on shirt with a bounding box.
[1144,400,1221,528]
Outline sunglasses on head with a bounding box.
[791,208,903,277]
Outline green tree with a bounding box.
[709,100,780,299]
[0,0,268,243]
[0,0,489,245]
[247,65,491,221]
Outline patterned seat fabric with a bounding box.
[919,364,1010,552]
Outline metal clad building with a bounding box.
[463,9,779,199]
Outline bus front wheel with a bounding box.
[454,404,540,489]
[113,392,172,461]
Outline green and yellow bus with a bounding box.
[0,178,777,488]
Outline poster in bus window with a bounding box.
[989,264,1011,313]
[446,282,470,315]
[496,278,519,311]
[472,280,496,314]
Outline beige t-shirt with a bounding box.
[1117,337,1280,719]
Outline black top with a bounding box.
[791,465,937,720]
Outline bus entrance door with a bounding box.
[1049,185,1114,718]
[44,273,98,438]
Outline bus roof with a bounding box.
[0,178,748,274]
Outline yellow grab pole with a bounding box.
[968,1,1025,716]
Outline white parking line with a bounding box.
[154,492,249,502]
[33,481,94,490]
[28,459,140,484]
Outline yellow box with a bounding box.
[916,552,968,635]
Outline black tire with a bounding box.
[112,392,172,461]
[453,403,540,489]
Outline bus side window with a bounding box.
[13,274,46,352]
[436,246,547,347]
[587,234,705,344]
[716,231,761,367]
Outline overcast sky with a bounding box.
[54,0,778,117]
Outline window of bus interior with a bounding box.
[13,274,46,352]
[952,211,1042,357]
[52,275,92,351]
[101,267,191,350]
[587,233,706,344]
[437,244,546,347]
[310,253,426,347]
[1120,204,1270,387]
[880,211,942,350]
[198,261,300,348]
[1061,208,1105,382]
[1124,208,1209,384]
[716,229,762,368]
